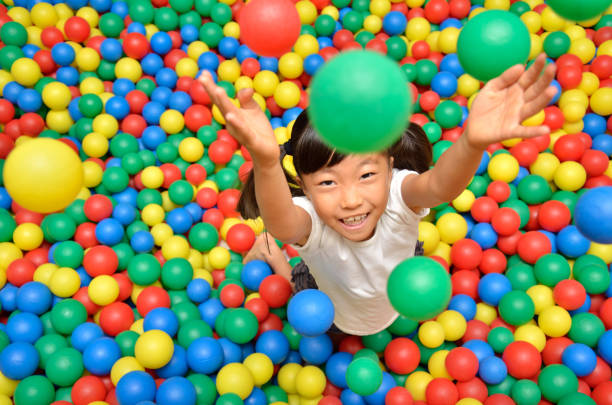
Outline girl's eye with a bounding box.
[319,180,335,186]
[361,172,375,179]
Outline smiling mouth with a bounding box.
[340,213,368,227]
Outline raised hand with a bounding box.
[465,53,557,150]
[198,71,280,165]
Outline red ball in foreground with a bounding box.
[385,386,414,405]
[502,341,541,379]
[426,378,458,405]
[517,231,551,264]
[258,274,292,308]
[553,279,587,311]
[445,347,479,381]
[384,337,420,374]
[226,224,255,253]
[239,0,301,57]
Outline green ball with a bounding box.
[172,301,201,325]
[1,22,28,47]
[543,31,571,59]
[116,330,139,357]
[387,314,418,336]
[122,153,144,175]
[35,334,69,369]
[457,10,530,82]
[136,78,156,97]
[0,45,24,71]
[533,253,570,287]
[0,208,17,242]
[401,63,417,83]
[0,330,8,352]
[99,12,125,37]
[102,166,130,193]
[432,140,453,163]
[161,258,194,290]
[315,14,336,36]
[362,330,392,353]
[64,199,88,225]
[517,175,552,205]
[129,0,155,24]
[506,263,536,291]
[353,348,379,363]
[224,308,258,344]
[110,133,139,157]
[509,1,531,15]
[467,175,490,198]
[42,213,76,242]
[415,59,438,86]
[127,254,162,285]
[14,375,55,405]
[355,31,375,48]
[178,320,213,348]
[224,262,243,281]
[498,290,535,326]
[501,199,530,228]
[575,264,611,294]
[546,0,611,21]
[386,36,408,61]
[434,100,463,129]
[558,392,596,405]
[568,312,605,348]
[155,7,179,31]
[169,0,195,13]
[199,22,224,47]
[137,189,163,209]
[342,10,364,32]
[50,299,87,335]
[216,393,243,405]
[511,379,541,405]
[189,222,219,252]
[309,50,412,154]
[387,256,451,321]
[55,387,72,402]
[113,243,135,271]
[488,375,516,396]
[537,364,578,403]
[180,11,203,28]
[487,326,515,353]
[282,322,302,351]
[574,254,608,276]
[210,3,232,25]
[53,240,84,269]
[216,168,239,190]
[187,373,217,405]
[168,179,194,205]
[45,347,84,387]
[346,357,383,396]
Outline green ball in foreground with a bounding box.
[546,0,611,21]
[457,10,531,82]
[387,256,452,322]
[308,50,412,154]
[346,357,383,396]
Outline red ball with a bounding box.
[196,187,218,209]
[385,386,413,405]
[600,298,612,330]
[449,0,470,18]
[217,189,240,217]
[244,297,269,322]
[122,33,150,59]
[557,66,582,89]
[226,224,255,253]
[41,27,65,48]
[553,133,586,162]
[319,396,342,405]
[159,163,182,189]
[113,272,133,302]
[543,106,564,131]
[456,378,487,402]
[121,114,147,137]
[553,279,587,310]
[450,239,482,270]
[99,302,134,336]
[590,55,612,79]
[470,196,499,222]
[517,231,551,264]
[184,105,212,132]
[15,208,44,226]
[451,269,479,300]
[64,17,90,43]
[486,181,511,203]
[0,101,14,126]
[208,140,235,164]
[424,0,449,23]
[24,246,50,267]
[185,164,207,186]
[592,380,612,405]
[491,207,521,237]
[125,90,149,114]
[581,149,609,177]
[19,112,45,136]
[425,378,458,405]
[202,208,225,229]
[462,320,490,342]
[529,133,551,152]
[258,274,292,308]
[73,286,101,315]
[33,49,56,75]
[258,312,283,334]
[542,336,573,365]
[83,246,118,277]
[510,141,539,167]
[190,80,212,105]
[483,394,515,405]
[239,0,300,57]
[479,248,507,274]
[338,335,364,354]
[412,40,430,60]
[583,357,612,388]
[384,338,420,375]
[84,195,113,222]
[71,376,106,405]
[445,347,479,382]
[595,26,612,46]
[75,222,99,249]
[136,286,171,316]
[538,200,571,232]
[6,258,36,287]
[556,53,583,71]
[365,38,387,54]
[502,341,542,379]
[241,57,261,78]
[419,90,440,111]
[219,283,245,307]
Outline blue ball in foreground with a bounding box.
[287,289,334,337]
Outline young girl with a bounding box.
[199,54,556,335]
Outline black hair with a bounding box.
[237,110,433,219]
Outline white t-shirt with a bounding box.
[291,169,429,336]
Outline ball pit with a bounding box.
[0,0,610,404]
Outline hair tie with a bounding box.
[282,141,293,156]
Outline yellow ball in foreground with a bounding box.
[4,139,83,213]
[134,330,174,369]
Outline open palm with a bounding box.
[466,54,557,150]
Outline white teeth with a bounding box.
[342,214,367,225]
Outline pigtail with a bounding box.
[389,122,433,174]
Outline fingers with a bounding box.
[524,62,557,102]
[486,64,525,92]
[198,70,240,117]
[517,53,547,90]
[237,88,260,111]
[520,85,557,120]
[510,124,550,139]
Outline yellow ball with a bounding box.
[429,241,451,265]
[526,284,555,315]
[428,350,452,379]
[82,132,109,158]
[321,5,340,19]
[523,109,546,127]
[11,58,42,87]
[436,212,468,245]
[179,137,205,162]
[175,58,199,78]
[514,324,547,351]
[294,35,320,58]
[134,330,174,369]
[484,0,510,9]
[418,221,440,255]
[370,0,391,16]
[218,59,241,83]
[569,37,596,64]
[76,48,100,72]
[278,363,303,395]
[45,110,73,133]
[42,82,71,110]
[34,263,57,285]
[457,399,483,405]
[418,320,445,348]
[488,153,519,183]
[115,57,143,82]
[452,189,475,212]
[4,139,83,213]
[521,10,542,33]
[541,6,567,32]
[457,74,481,98]
[31,2,58,28]
[160,110,185,135]
[578,72,600,95]
[244,353,274,386]
[590,87,612,116]
[187,41,209,60]
[217,363,255,400]
[208,246,231,269]
[253,71,280,97]
[538,305,571,337]
[437,310,467,341]
[49,267,81,297]
[530,153,559,181]
[274,81,301,109]
[562,101,587,122]
[475,302,497,325]
[88,275,119,306]
[83,160,103,188]
[295,365,326,399]
[363,15,383,34]
[0,243,21,272]
[295,0,317,24]
[438,27,460,54]
[80,76,104,95]
[141,204,165,226]
[406,17,430,41]
[161,235,190,259]
[110,357,145,386]
[13,223,43,251]
[0,371,18,397]
[77,7,99,28]
[223,21,240,38]
[141,167,164,189]
[529,33,543,60]
[278,53,303,79]
[405,371,433,402]
[553,161,586,191]
[54,3,74,20]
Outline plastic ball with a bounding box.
[115,370,156,405]
[287,289,334,337]
[0,342,39,380]
[457,10,531,81]
[308,50,412,153]
[546,0,611,21]
[13,376,55,405]
[575,187,612,243]
[538,364,579,403]
[4,139,83,213]
[346,357,382,396]
[187,337,224,374]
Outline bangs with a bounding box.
[292,124,347,175]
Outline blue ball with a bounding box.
[51,43,75,66]
[244,387,267,405]
[131,230,155,253]
[68,98,83,121]
[431,71,458,98]
[156,69,179,89]
[127,22,146,34]
[218,37,240,59]
[197,51,220,71]
[0,284,18,313]
[89,0,111,12]
[187,337,224,374]
[318,36,333,49]
[236,44,257,63]
[382,11,407,35]
[151,31,173,55]
[463,339,495,363]
[157,344,188,378]
[218,337,242,366]
[470,222,498,249]
[241,260,272,291]
[340,389,367,405]
[95,218,125,246]
[142,101,165,125]
[187,279,211,303]
[478,356,507,384]
[0,342,39,380]
[56,66,79,86]
[325,352,352,388]
[198,297,224,328]
[282,107,303,126]
[478,273,512,306]
[575,187,612,243]
[598,330,612,364]
[6,312,43,344]
[151,87,173,106]
[156,376,196,405]
[100,38,123,62]
[104,96,130,119]
[113,202,137,226]
[299,333,333,365]
[3,82,24,104]
[440,17,463,29]
[75,266,92,287]
[116,370,157,405]
[111,1,128,17]
[166,208,193,234]
[144,307,179,337]
[168,91,192,113]
[562,343,597,377]
[284,350,302,364]
[16,281,52,315]
[17,88,42,112]
[304,53,325,76]
[592,133,612,156]
[142,126,167,150]
[113,78,136,96]
[440,53,465,78]
[141,53,164,76]
[83,337,122,375]
[259,56,278,72]
[364,371,396,405]
[583,113,607,136]
[180,24,199,43]
[549,80,562,105]
[287,289,334,337]
[184,202,202,222]
[70,322,104,352]
[255,330,289,364]
[448,294,477,321]
[21,44,39,58]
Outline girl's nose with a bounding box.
[341,186,362,209]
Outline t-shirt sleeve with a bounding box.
[387,169,430,224]
[290,196,324,253]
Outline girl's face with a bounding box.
[299,153,393,242]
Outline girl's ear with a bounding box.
[389,156,394,171]
[295,177,310,198]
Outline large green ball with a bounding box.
[546,0,611,21]
[14,375,55,405]
[308,50,412,154]
[387,256,451,321]
[346,357,383,396]
[0,22,28,47]
[537,364,578,403]
[457,10,531,81]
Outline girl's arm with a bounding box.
[199,73,312,244]
[401,54,557,209]
[243,233,294,286]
